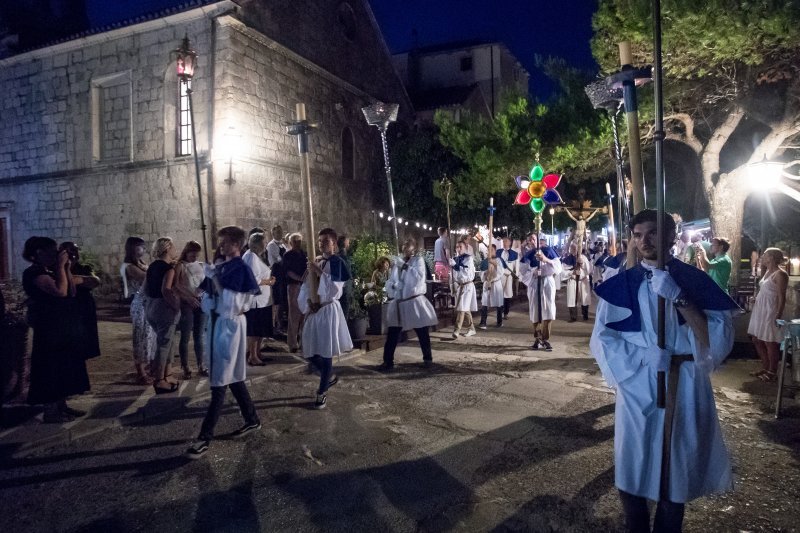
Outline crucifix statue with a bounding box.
[559,189,606,256]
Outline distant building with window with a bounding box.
[0,0,410,279]
[392,40,529,123]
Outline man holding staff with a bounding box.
[519,236,561,351]
[590,209,738,531]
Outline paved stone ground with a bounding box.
[1,295,799,532]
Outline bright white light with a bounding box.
[387,216,393,221]
[220,125,242,161]
[748,157,784,191]
[379,212,384,218]
[405,221,409,226]
[397,218,403,223]
[415,222,420,227]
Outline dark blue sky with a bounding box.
[367,0,599,97]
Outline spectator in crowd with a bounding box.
[696,237,733,293]
[684,232,711,267]
[59,242,101,360]
[675,229,691,263]
[299,228,353,409]
[434,227,451,282]
[747,247,789,382]
[174,241,207,378]
[22,236,90,422]
[144,237,181,394]
[450,241,477,338]
[591,209,738,532]
[186,226,262,459]
[458,236,474,257]
[122,237,157,384]
[282,233,307,353]
[267,225,287,334]
[380,238,439,371]
[370,256,391,289]
[242,232,276,366]
[591,241,609,289]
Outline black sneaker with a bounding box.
[478,323,487,330]
[423,359,433,368]
[232,422,262,438]
[376,362,394,372]
[186,440,210,459]
[494,322,503,328]
[314,394,327,410]
[541,340,553,351]
[328,375,339,388]
[61,405,87,418]
[531,339,540,350]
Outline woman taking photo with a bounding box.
[747,247,789,382]
[145,237,181,393]
[122,237,156,384]
[22,236,91,422]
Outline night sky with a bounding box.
[367,0,599,98]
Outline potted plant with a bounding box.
[346,278,369,340]
[0,280,30,406]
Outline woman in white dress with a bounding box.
[242,233,276,366]
[122,237,156,384]
[747,247,788,382]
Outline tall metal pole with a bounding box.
[185,85,209,263]
[618,42,647,213]
[379,129,400,255]
[606,182,617,256]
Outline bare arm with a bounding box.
[161,267,180,311]
[125,263,146,282]
[585,208,601,222]
[695,247,710,271]
[73,274,100,289]
[562,208,578,223]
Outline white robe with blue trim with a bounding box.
[589,265,735,503]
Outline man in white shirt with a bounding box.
[266,225,286,333]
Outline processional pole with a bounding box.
[286,103,319,305]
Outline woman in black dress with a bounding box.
[59,242,101,361]
[22,236,90,423]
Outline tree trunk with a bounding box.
[706,168,748,285]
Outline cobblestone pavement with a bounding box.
[1,298,798,532]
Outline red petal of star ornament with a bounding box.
[515,189,532,205]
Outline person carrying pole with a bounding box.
[590,209,739,531]
[449,240,477,338]
[519,235,561,351]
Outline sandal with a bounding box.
[749,369,768,377]
[153,381,180,394]
[758,371,777,382]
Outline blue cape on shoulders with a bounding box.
[594,258,739,332]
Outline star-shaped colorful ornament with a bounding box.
[513,163,562,213]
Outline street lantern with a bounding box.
[172,35,208,262]
[175,35,196,82]
[362,101,400,254]
[748,156,784,190]
[549,206,555,238]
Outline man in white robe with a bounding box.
[187,226,262,459]
[379,238,439,370]
[562,245,591,322]
[590,209,739,531]
[497,236,519,319]
[519,238,562,351]
[450,241,477,338]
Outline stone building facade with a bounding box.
[0,0,411,280]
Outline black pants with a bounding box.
[582,305,589,320]
[383,326,432,364]
[199,381,259,441]
[618,490,685,533]
[308,355,333,395]
[503,297,511,316]
[479,306,503,325]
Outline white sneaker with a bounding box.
[452,331,460,339]
[463,329,476,337]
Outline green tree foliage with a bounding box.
[588,0,800,281]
